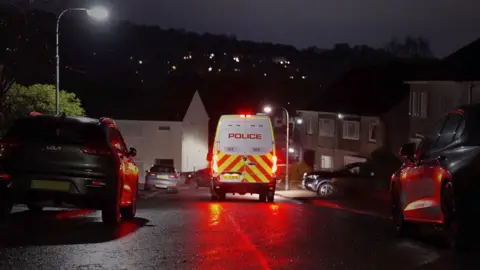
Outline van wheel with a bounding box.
[259,193,267,202]
[27,204,44,212]
[267,195,275,202]
[218,192,226,201]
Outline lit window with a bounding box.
[321,155,333,169]
[319,118,335,138]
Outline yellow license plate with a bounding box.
[31,180,70,192]
[223,174,240,180]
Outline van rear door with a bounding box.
[243,117,275,183]
[216,117,247,182]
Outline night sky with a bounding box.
[9,0,480,57]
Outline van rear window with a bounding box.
[218,117,273,155]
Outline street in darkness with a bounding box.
[0,186,479,270]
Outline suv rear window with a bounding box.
[5,118,105,145]
[150,165,175,173]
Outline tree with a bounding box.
[385,36,434,58]
[3,84,85,124]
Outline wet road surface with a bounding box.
[0,186,480,269]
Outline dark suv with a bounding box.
[391,105,480,249]
[0,114,139,224]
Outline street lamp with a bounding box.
[296,118,303,125]
[263,105,291,190]
[56,7,109,115]
[288,147,295,153]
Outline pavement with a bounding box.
[0,184,480,269]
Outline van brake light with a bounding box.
[272,155,277,173]
[82,144,112,156]
[212,154,219,173]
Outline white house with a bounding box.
[114,90,209,182]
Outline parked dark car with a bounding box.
[0,114,139,224]
[191,168,212,188]
[391,105,480,249]
[303,162,376,198]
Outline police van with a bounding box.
[210,114,277,202]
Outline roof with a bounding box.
[307,61,434,115]
[22,114,100,124]
[84,88,198,122]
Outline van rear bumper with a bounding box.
[211,180,275,195]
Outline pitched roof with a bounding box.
[84,88,198,121]
[307,61,434,115]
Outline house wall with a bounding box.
[182,91,210,172]
[297,111,385,170]
[116,120,183,183]
[408,82,480,137]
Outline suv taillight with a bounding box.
[0,140,20,157]
[82,144,112,156]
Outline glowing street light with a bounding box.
[296,118,303,125]
[288,147,295,153]
[263,105,291,190]
[55,6,109,115]
[86,7,109,21]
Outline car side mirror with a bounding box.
[399,143,416,161]
[128,147,137,157]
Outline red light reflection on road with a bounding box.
[194,202,298,269]
[209,203,221,226]
[55,209,94,220]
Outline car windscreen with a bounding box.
[150,166,175,173]
[5,118,105,145]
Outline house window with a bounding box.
[321,155,333,169]
[368,123,377,142]
[319,118,335,137]
[409,91,428,118]
[158,126,170,131]
[420,92,428,118]
[342,121,360,140]
[306,118,313,135]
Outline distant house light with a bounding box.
[264,73,267,76]
[210,53,215,59]
[302,76,307,79]
[138,60,143,64]
[208,67,212,72]
[289,76,294,79]
[218,68,222,72]
[172,66,177,70]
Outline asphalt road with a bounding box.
[0,186,480,270]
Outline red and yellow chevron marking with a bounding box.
[216,152,244,173]
[215,151,275,183]
[243,153,274,183]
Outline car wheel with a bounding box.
[392,184,416,237]
[317,182,334,198]
[0,189,13,219]
[441,181,466,249]
[121,185,137,220]
[27,204,44,212]
[102,181,121,225]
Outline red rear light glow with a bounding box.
[212,154,219,173]
[1,174,10,179]
[272,155,277,173]
[170,173,179,179]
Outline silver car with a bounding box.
[144,165,180,193]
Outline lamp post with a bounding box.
[56,7,108,115]
[263,105,291,190]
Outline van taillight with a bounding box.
[82,144,112,156]
[212,154,219,173]
[272,155,277,173]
